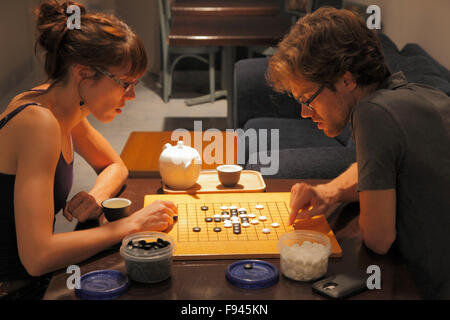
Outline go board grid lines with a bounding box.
[176,201,294,242]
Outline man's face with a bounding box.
[289,75,356,138]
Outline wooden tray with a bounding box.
[163,170,266,194]
[144,192,342,260]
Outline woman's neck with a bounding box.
[33,81,89,132]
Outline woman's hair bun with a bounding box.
[34,0,148,83]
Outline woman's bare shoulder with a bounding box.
[2,97,60,145]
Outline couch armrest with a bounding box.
[234,58,299,128]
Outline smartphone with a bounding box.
[312,272,368,299]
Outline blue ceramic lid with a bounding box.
[226,260,279,289]
[75,270,130,300]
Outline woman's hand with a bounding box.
[289,183,336,224]
[130,200,178,233]
[63,191,103,223]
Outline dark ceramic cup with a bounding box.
[102,198,132,222]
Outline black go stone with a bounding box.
[221,211,229,215]
[214,217,222,222]
[193,227,201,232]
[205,217,213,222]
[213,227,222,232]
[233,229,241,234]
[201,206,209,211]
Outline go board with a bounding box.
[144,192,342,260]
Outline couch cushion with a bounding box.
[246,146,356,179]
[234,58,299,128]
[400,44,450,83]
[392,54,450,96]
[243,117,344,151]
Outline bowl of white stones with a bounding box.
[277,230,331,282]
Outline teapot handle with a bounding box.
[184,158,193,169]
[163,143,172,151]
[184,155,201,169]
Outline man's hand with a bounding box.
[289,183,336,224]
[63,191,103,223]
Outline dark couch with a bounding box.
[234,33,450,179]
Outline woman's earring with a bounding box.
[78,80,86,108]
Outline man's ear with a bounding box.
[341,71,358,91]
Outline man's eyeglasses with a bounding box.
[297,84,325,112]
[95,67,139,92]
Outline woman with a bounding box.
[0,1,176,299]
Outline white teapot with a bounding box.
[158,140,202,190]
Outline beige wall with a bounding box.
[1,0,448,106]
[0,0,38,103]
[349,0,450,69]
[114,0,161,75]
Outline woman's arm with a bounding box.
[13,108,176,276]
[66,118,129,222]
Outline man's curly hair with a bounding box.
[267,7,390,93]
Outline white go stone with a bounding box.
[222,214,230,219]
[251,219,259,225]
[271,222,280,228]
[255,204,264,210]
[213,214,222,218]
[259,216,267,221]
[220,206,228,210]
[239,213,248,218]
[229,206,238,210]
[224,222,232,228]
[248,213,256,218]
[262,228,271,234]
[242,222,250,228]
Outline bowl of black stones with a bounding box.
[120,232,175,284]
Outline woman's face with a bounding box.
[83,65,139,123]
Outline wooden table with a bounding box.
[169,14,293,127]
[43,178,420,301]
[172,0,280,16]
[120,131,238,178]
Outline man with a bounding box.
[267,7,450,299]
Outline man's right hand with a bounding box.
[289,183,336,225]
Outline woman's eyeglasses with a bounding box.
[95,67,139,92]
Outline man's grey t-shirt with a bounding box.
[351,72,450,299]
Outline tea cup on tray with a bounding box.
[216,165,243,187]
